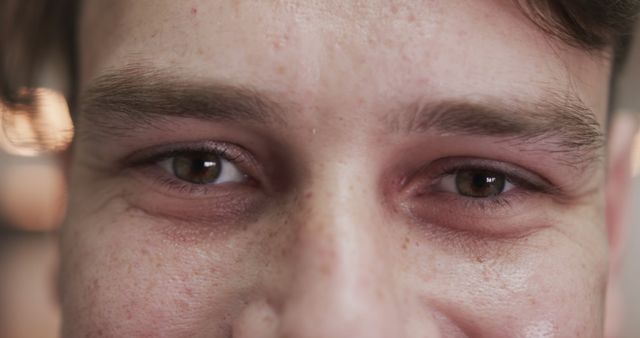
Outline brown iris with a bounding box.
[455,169,506,198]
[172,152,221,184]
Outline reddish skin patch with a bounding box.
[304,192,313,199]
[191,7,198,16]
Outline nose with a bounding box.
[232,161,446,338]
[269,159,444,338]
[276,166,404,338]
[278,186,400,337]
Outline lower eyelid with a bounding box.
[129,165,253,198]
[145,169,215,195]
[406,190,543,239]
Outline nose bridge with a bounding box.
[276,160,404,337]
[296,159,383,288]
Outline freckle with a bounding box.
[390,4,399,14]
[402,237,410,250]
[408,13,416,22]
[191,7,198,16]
[276,65,286,75]
[268,229,278,239]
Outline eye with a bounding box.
[436,169,515,198]
[158,151,245,185]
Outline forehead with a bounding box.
[78,0,611,122]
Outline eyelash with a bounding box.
[419,159,554,211]
[127,142,254,195]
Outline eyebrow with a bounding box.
[79,64,288,136]
[79,65,605,165]
[391,94,605,165]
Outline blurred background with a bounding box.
[0,23,639,338]
[615,21,640,338]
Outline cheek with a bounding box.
[406,225,608,337]
[59,200,258,337]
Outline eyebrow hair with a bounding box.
[79,64,287,136]
[79,64,605,166]
[392,94,605,166]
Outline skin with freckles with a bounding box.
[59,0,630,337]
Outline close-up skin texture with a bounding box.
[54,0,633,337]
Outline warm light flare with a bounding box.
[0,88,73,156]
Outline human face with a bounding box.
[61,0,613,337]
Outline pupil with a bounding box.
[456,169,505,198]
[173,152,221,184]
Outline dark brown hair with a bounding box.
[0,0,639,111]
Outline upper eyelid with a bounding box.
[123,142,250,168]
[152,148,238,165]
